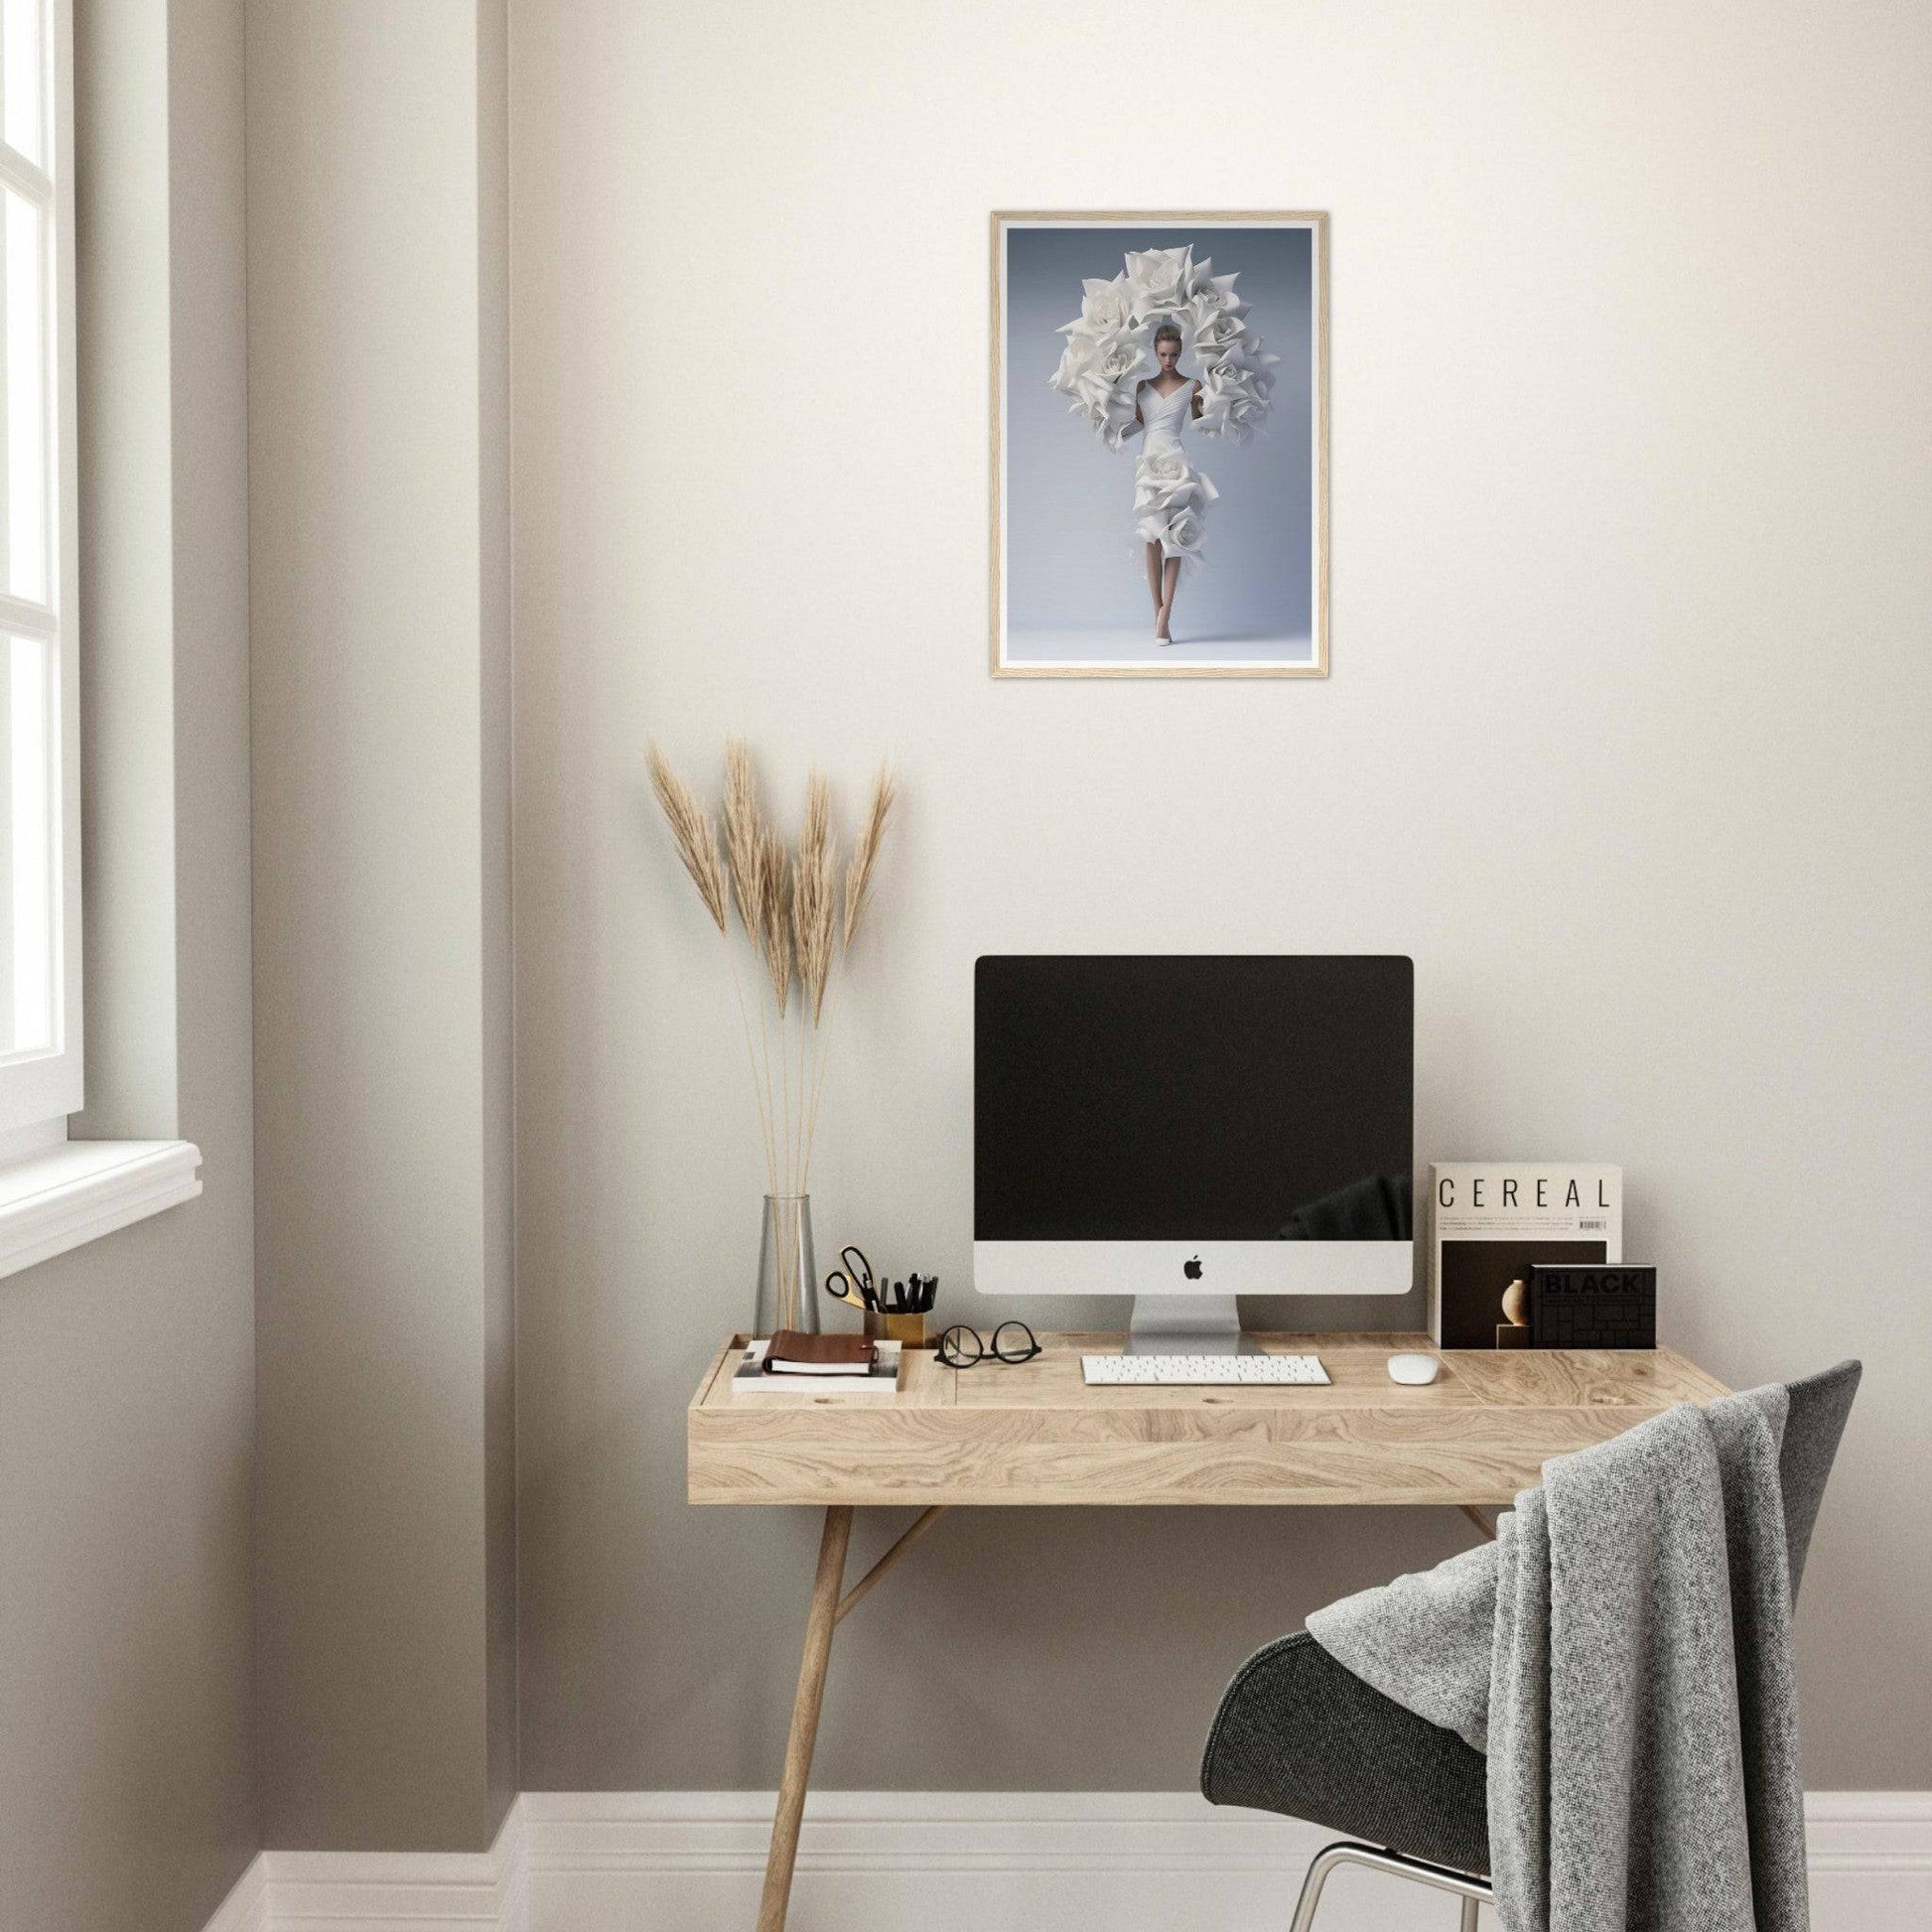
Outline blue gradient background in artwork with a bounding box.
[1003,223,1312,649]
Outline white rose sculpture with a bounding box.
[1048,245,1278,572]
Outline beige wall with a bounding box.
[511,0,1932,1793]
[249,0,515,1852]
[0,3,259,1930]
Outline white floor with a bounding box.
[1006,625,1317,667]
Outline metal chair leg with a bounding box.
[1287,1844,1351,1932]
[1288,1841,1493,1932]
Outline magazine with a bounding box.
[1429,1164,1622,1349]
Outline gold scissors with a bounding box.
[824,1245,878,1313]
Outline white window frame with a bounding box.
[0,0,200,1277]
[0,0,79,1141]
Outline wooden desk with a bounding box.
[687,1331,1728,1931]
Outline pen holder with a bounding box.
[866,1309,928,1348]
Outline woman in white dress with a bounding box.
[1133,323,1217,644]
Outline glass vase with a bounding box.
[754,1193,819,1338]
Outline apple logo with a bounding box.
[1183,1255,1203,1280]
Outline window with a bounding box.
[0,0,198,1277]
[0,0,76,1142]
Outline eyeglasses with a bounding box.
[936,1320,1041,1368]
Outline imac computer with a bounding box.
[973,955,1414,1354]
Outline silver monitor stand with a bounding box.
[1124,1293,1260,1356]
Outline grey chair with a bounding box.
[1200,1361,1861,1930]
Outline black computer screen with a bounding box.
[974,955,1414,1242]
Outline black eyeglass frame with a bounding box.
[936,1320,1041,1368]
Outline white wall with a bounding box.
[510,0,1932,1792]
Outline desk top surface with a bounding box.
[687,1331,1729,1508]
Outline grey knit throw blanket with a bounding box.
[1307,1388,1809,1932]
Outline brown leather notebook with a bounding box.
[764,1330,877,1374]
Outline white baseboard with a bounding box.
[1804,1792,1932,1931]
[203,1790,1932,1932]
[201,1854,268,1932]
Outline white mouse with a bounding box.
[1387,1351,1442,1386]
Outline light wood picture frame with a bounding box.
[991,210,1329,679]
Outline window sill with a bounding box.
[0,1139,203,1282]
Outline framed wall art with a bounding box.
[991,210,1328,679]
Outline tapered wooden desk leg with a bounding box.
[758,1505,854,1932]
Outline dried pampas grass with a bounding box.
[792,775,837,1025]
[645,739,897,1201]
[843,763,897,948]
[722,738,766,946]
[758,825,793,1019]
[645,743,727,934]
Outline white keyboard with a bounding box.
[1081,1352,1330,1387]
